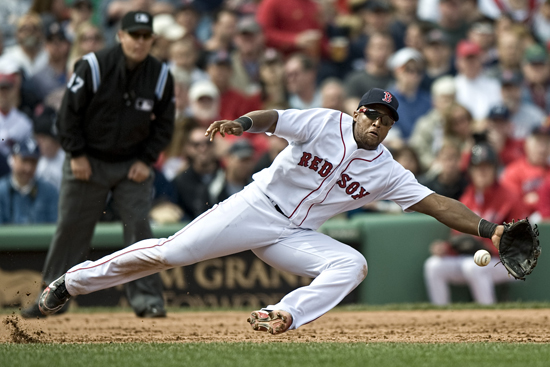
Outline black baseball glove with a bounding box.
[498,219,541,280]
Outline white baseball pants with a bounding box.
[65,183,368,329]
[424,255,515,305]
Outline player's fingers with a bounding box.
[208,127,219,141]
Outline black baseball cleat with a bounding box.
[138,306,167,318]
[38,274,71,316]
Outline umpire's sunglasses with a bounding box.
[358,107,394,127]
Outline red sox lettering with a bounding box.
[298,152,370,200]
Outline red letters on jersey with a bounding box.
[298,152,370,200]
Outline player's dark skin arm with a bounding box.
[409,193,505,249]
[205,110,279,140]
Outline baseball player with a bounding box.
[37,88,506,335]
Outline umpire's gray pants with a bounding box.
[42,155,164,315]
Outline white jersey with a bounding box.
[253,108,433,230]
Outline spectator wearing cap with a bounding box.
[0,137,59,224]
[188,79,220,126]
[33,106,65,190]
[521,43,550,113]
[389,0,420,51]
[284,52,321,110]
[230,17,265,96]
[151,14,186,62]
[168,38,209,86]
[344,32,394,111]
[421,28,456,91]
[3,14,49,78]
[65,0,94,42]
[483,104,525,166]
[467,19,498,71]
[500,126,550,215]
[433,0,470,51]
[0,58,33,158]
[500,71,546,140]
[424,143,525,306]
[29,22,71,100]
[454,40,502,121]
[221,139,256,197]
[387,47,432,141]
[207,50,260,120]
[256,0,326,58]
[410,75,457,171]
[20,11,173,320]
[204,8,239,54]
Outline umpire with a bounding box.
[22,11,174,318]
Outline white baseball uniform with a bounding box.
[64,108,433,330]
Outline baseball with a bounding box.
[474,250,491,267]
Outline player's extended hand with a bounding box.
[205,119,244,141]
[491,225,505,250]
[128,160,151,183]
[70,156,92,181]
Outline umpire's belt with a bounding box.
[265,194,288,218]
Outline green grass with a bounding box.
[1,343,550,367]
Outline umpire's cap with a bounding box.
[469,143,498,167]
[358,88,400,122]
[121,11,153,33]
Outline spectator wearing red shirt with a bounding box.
[424,143,526,305]
[256,0,326,59]
[484,104,525,166]
[500,126,550,215]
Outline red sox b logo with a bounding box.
[382,91,392,103]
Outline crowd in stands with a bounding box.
[1,0,550,302]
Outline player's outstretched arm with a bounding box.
[409,193,504,249]
[205,110,279,141]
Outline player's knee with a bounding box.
[346,253,368,283]
[424,256,443,278]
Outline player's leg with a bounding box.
[250,229,368,331]
[461,257,512,304]
[110,168,165,317]
[423,255,467,305]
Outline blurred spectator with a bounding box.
[146,166,182,225]
[389,0,420,51]
[207,50,258,120]
[478,0,541,23]
[285,53,321,109]
[256,0,325,58]
[344,32,394,110]
[467,19,498,70]
[64,0,94,42]
[250,48,287,110]
[388,48,431,141]
[485,30,523,78]
[441,102,474,160]
[0,137,58,224]
[434,0,470,51]
[521,43,550,113]
[421,28,456,91]
[172,69,191,120]
[67,22,105,73]
[424,143,524,305]
[30,22,71,100]
[418,139,468,200]
[28,0,68,26]
[253,135,288,174]
[230,17,265,96]
[404,22,428,52]
[174,2,202,41]
[410,75,456,171]
[483,104,525,166]
[454,40,502,121]
[168,38,209,86]
[221,139,255,196]
[158,115,196,182]
[188,79,220,127]
[150,14,186,62]
[500,71,546,139]
[320,77,346,112]
[204,8,238,53]
[0,60,33,158]
[533,0,550,44]
[0,30,4,57]
[3,14,49,78]
[348,1,392,66]
[32,105,64,190]
[173,125,225,220]
[393,145,423,177]
[500,126,550,215]
[0,0,32,48]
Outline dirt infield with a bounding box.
[2,309,549,344]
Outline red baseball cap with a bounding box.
[456,40,482,58]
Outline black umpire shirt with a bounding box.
[57,44,174,165]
